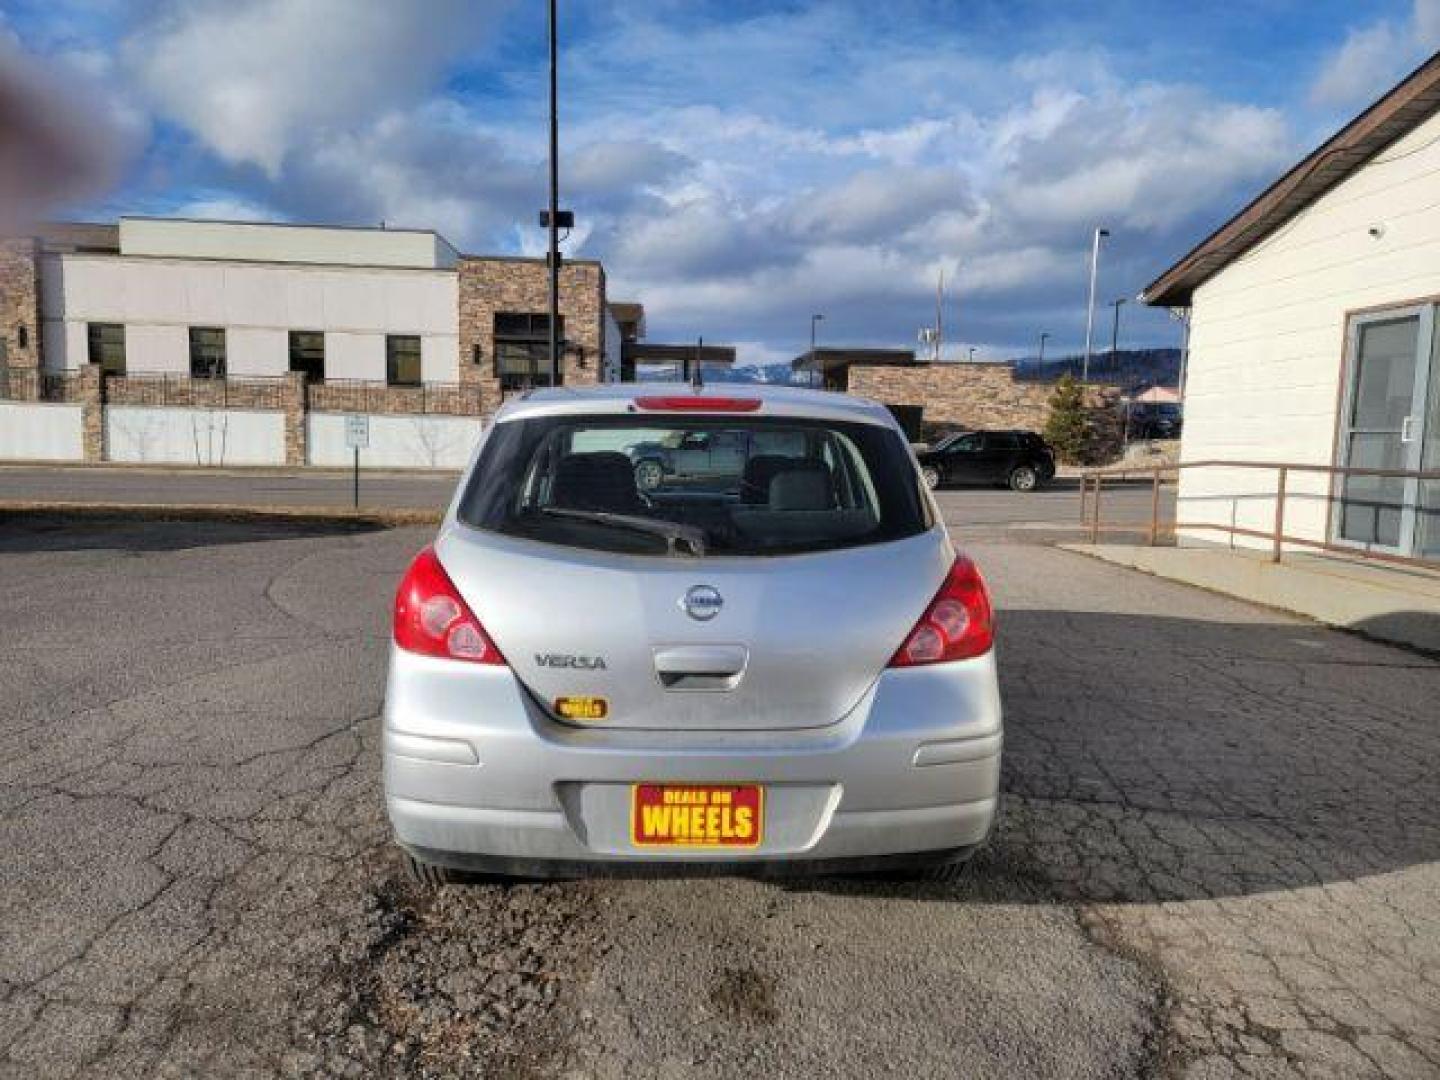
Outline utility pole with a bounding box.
[1109,297,1126,373]
[809,313,824,389]
[545,0,561,387]
[1038,331,1050,366]
[927,269,943,363]
[1082,226,1109,385]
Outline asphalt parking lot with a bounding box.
[0,464,1174,539]
[1,497,1435,1079]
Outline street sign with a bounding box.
[344,414,370,450]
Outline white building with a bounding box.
[40,217,462,385]
[1142,52,1440,563]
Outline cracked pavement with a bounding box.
[0,508,1436,1078]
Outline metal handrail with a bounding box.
[1079,459,1440,570]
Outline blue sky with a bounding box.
[3,0,1438,365]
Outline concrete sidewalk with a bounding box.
[1064,542,1440,652]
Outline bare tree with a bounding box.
[409,417,450,468]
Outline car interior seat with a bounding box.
[551,452,646,514]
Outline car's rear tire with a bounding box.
[920,466,941,491]
[912,857,973,884]
[403,851,464,888]
[1008,465,1039,492]
[634,458,664,491]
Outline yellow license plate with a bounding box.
[630,784,764,848]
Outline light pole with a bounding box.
[1108,297,1126,374]
[809,313,824,388]
[1082,226,1109,385]
[1171,307,1192,399]
[1038,331,1050,366]
[967,346,977,363]
[545,0,561,387]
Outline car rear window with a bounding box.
[457,414,929,556]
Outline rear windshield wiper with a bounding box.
[539,507,708,556]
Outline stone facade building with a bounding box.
[0,216,661,468]
[795,347,1119,441]
[2,217,640,417]
[458,256,605,403]
[847,362,1060,432]
[0,238,42,395]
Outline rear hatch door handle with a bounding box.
[653,645,749,691]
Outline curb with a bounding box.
[0,462,462,479]
[0,501,442,528]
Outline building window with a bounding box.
[289,331,325,382]
[494,312,563,391]
[189,327,226,378]
[386,335,422,387]
[87,323,126,376]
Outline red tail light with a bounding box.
[393,547,505,665]
[634,395,761,412]
[889,556,994,666]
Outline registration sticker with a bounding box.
[555,696,608,722]
[630,784,763,848]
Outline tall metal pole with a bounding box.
[1082,226,1108,384]
[546,0,561,387]
[935,269,944,363]
[1038,331,1050,366]
[809,313,823,388]
[1109,297,1126,372]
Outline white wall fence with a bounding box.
[306,412,481,469]
[105,407,286,466]
[0,401,85,462]
[0,398,479,469]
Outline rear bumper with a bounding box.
[383,648,1002,872]
[401,842,987,880]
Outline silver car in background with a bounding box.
[384,385,1002,883]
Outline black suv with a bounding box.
[915,430,1056,491]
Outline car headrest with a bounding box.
[739,454,796,504]
[768,462,835,511]
[551,452,644,513]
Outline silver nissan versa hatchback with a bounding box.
[384,384,1001,883]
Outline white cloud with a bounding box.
[568,140,693,201]
[788,169,971,245]
[1310,22,1406,108]
[1310,1,1440,109]
[172,192,278,222]
[124,0,510,175]
[8,1,1315,356]
[593,55,1293,352]
[994,89,1289,232]
[1419,0,1440,40]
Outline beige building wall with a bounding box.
[1179,108,1440,550]
[38,253,459,380]
[118,218,458,269]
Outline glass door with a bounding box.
[1416,319,1440,558]
[1335,308,1433,554]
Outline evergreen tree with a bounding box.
[1044,375,1089,463]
